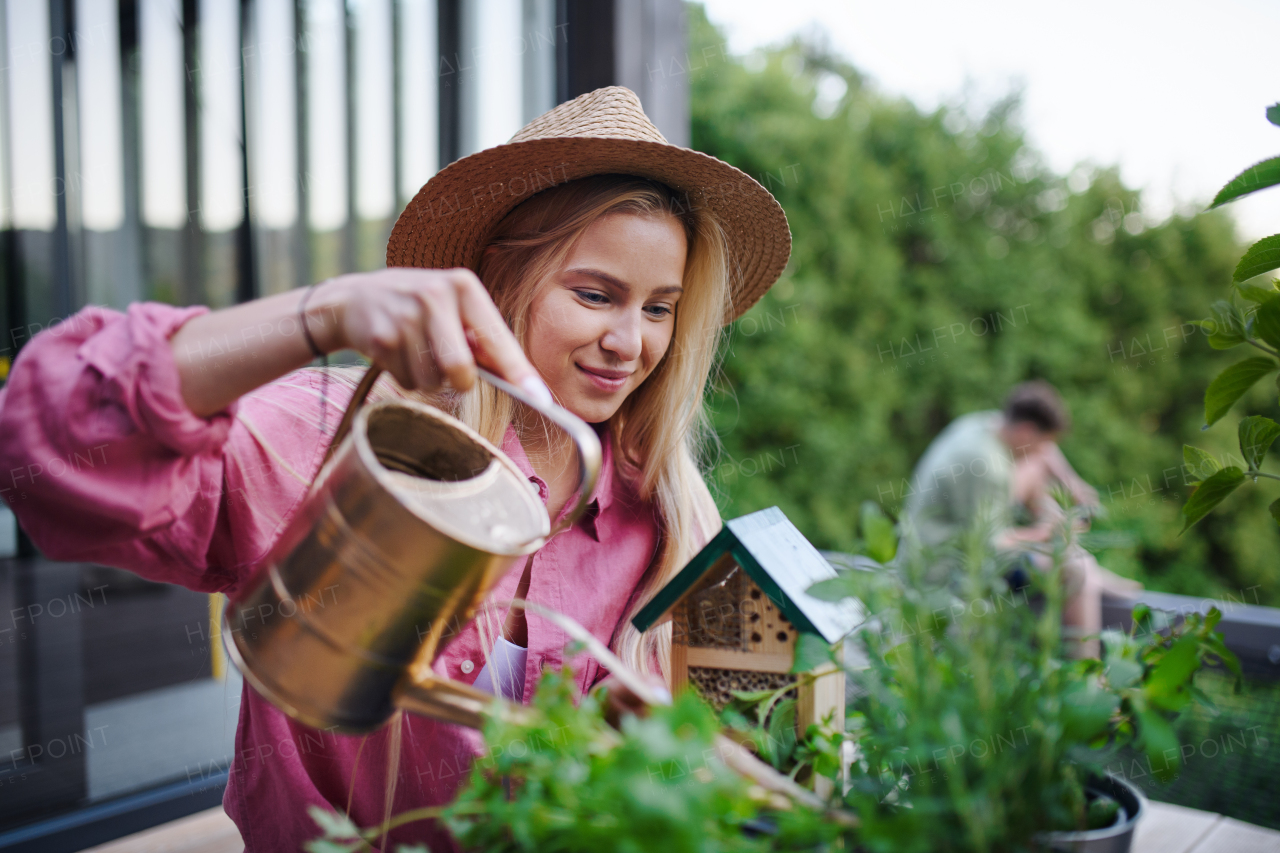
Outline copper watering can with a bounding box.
[221,365,601,734]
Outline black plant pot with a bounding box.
[1036,773,1146,853]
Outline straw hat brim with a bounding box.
[386,136,791,322]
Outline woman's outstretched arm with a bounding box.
[0,267,546,586]
[171,267,548,417]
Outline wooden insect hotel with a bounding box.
[632,507,864,736]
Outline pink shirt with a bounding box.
[0,303,667,851]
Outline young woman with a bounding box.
[0,87,790,850]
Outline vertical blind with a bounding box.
[0,0,557,361]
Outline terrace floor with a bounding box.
[75,799,1280,853]
[1131,800,1280,853]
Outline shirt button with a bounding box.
[461,660,474,674]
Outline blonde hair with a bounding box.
[329,175,733,841]
[466,174,730,679]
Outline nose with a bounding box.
[599,307,643,363]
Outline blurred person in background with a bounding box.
[902,380,1141,656]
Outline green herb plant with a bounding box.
[803,504,1241,852]
[1182,103,1280,531]
[716,662,849,790]
[306,665,841,853]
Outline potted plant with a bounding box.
[796,503,1241,853]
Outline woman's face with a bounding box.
[526,211,687,424]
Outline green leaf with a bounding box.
[1062,678,1121,742]
[1135,708,1181,782]
[1204,358,1276,426]
[1180,467,1246,532]
[307,806,361,839]
[859,500,898,564]
[1238,415,1280,470]
[1199,633,1244,681]
[1087,796,1121,831]
[1103,627,1140,660]
[1205,300,1248,349]
[1235,234,1280,283]
[1235,280,1279,303]
[1253,293,1280,349]
[1268,103,1280,127]
[764,697,797,769]
[729,687,781,703]
[1145,635,1200,710]
[1187,682,1218,711]
[791,631,834,673]
[1105,657,1143,690]
[1270,497,1280,527]
[1210,157,1280,208]
[1183,445,1221,483]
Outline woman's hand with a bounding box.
[311,268,544,397]
[172,267,549,417]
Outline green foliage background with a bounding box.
[687,6,1278,604]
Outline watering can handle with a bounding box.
[322,365,602,535]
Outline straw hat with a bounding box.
[386,86,791,322]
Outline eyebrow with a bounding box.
[566,267,684,297]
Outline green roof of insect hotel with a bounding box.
[631,506,864,644]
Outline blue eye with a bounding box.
[575,290,608,305]
[645,305,673,318]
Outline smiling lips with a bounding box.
[576,363,633,393]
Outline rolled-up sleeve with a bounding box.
[0,303,328,595]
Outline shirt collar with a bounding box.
[500,423,616,540]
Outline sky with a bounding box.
[701,0,1280,241]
